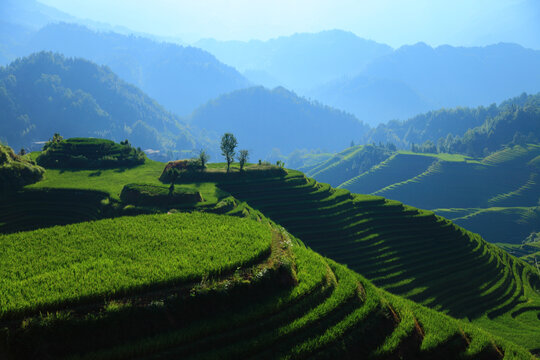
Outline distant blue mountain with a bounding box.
[195,30,393,91]
[18,23,250,116]
[309,42,540,125]
[307,75,430,126]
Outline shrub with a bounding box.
[120,183,203,206]
[36,138,146,169]
[0,144,45,195]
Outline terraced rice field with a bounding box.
[339,152,438,195]
[0,188,111,233]
[435,207,540,245]
[339,145,540,210]
[0,213,532,359]
[305,145,391,186]
[216,170,540,351]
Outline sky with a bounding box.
[38,0,540,49]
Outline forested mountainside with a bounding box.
[0,52,201,155]
[365,92,540,155]
[187,86,369,160]
[16,23,250,116]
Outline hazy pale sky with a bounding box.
[38,0,540,48]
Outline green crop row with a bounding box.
[0,212,272,320]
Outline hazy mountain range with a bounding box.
[197,36,540,125]
[2,0,540,161]
[195,30,393,91]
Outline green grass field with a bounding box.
[305,145,391,186]
[1,151,538,358]
[0,213,272,320]
[334,145,540,248]
[0,211,533,359]
[214,169,540,352]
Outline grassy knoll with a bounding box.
[211,169,540,351]
[0,212,272,320]
[0,144,44,195]
[26,160,227,205]
[0,213,533,359]
[26,159,165,199]
[36,138,145,169]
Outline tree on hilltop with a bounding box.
[237,149,249,171]
[43,133,64,150]
[221,133,237,172]
[199,149,210,168]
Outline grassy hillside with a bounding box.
[436,207,540,246]
[305,144,392,186]
[0,212,533,359]
[2,153,537,357]
[0,213,272,320]
[213,170,540,351]
[336,145,540,245]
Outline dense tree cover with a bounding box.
[443,96,540,157]
[0,52,200,154]
[188,86,369,161]
[0,143,44,195]
[36,137,146,169]
[365,92,540,157]
[365,104,501,149]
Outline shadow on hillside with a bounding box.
[88,171,102,177]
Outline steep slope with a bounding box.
[187,86,369,160]
[0,52,200,154]
[19,23,250,115]
[356,146,540,210]
[216,170,540,351]
[195,30,393,91]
